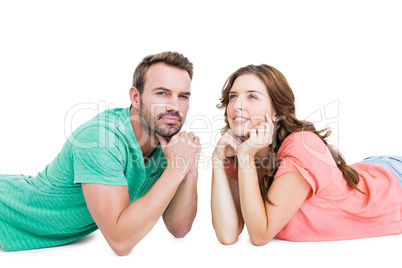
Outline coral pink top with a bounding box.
[225,131,402,241]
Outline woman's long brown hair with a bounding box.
[217,64,363,204]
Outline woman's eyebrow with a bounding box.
[229,90,263,95]
[246,90,263,95]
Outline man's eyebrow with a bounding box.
[152,87,170,92]
[153,87,191,96]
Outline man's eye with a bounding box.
[157,92,167,96]
[180,95,189,99]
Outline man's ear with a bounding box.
[129,86,140,109]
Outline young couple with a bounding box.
[1,51,401,255]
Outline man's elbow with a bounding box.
[169,225,192,238]
[109,239,137,256]
[113,247,131,257]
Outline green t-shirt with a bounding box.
[0,107,166,251]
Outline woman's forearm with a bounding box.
[237,154,269,244]
[211,158,242,244]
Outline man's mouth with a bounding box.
[160,115,181,124]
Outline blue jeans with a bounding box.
[361,156,402,186]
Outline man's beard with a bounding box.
[139,102,184,138]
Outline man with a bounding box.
[0,51,201,255]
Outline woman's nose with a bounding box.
[234,98,243,111]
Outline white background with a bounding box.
[1,0,401,267]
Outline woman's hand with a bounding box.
[213,129,242,161]
[237,113,274,159]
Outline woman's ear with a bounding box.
[129,86,140,109]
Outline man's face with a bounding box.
[139,63,191,137]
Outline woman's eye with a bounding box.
[229,95,237,100]
[249,95,257,100]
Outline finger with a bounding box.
[256,124,266,134]
[193,135,202,151]
[188,132,195,143]
[249,128,257,139]
[227,139,238,153]
[266,112,274,125]
[256,122,268,139]
[197,142,202,153]
[220,131,236,146]
[156,134,168,147]
[263,122,272,134]
[174,131,187,145]
[166,132,181,147]
[170,131,181,140]
[267,114,275,133]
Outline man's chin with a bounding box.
[155,128,181,139]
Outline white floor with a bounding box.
[1,168,402,268]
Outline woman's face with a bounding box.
[226,74,276,138]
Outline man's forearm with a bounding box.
[110,168,186,255]
[162,170,198,238]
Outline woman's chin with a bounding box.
[231,128,249,140]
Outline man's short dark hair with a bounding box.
[132,51,193,95]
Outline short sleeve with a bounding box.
[70,124,128,186]
[275,156,318,195]
[274,131,337,196]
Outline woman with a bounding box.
[211,64,402,245]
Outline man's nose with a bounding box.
[166,96,180,112]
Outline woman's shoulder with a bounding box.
[284,131,320,142]
[277,131,325,156]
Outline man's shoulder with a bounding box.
[73,107,128,133]
[67,107,132,147]
[95,107,129,126]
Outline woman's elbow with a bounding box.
[215,229,239,245]
[218,235,238,245]
[250,236,272,246]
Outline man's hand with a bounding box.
[157,131,202,175]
